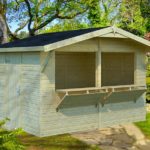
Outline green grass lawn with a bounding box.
[19,133,100,150]
[146,77,150,84]
[135,113,150,139]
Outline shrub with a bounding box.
[0,118,24,150]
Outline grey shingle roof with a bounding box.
[0,27,107,48]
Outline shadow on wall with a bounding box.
[57,93,145,117]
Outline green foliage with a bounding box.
[99,0,121,27]
[5,0,95,37]
[88,0,101,27]
[145,56,150,102]
[1,0,150,41]
[146,19,150,32]
[17,31,28,39]
[40,19,89,33]
[0,118,24,150]
[87,0,122,28]
[118,0,147,36]
[140,0,150,32]
[135,113,150,138]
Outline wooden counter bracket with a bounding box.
[55,85,146,110]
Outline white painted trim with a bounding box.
[0,46,44,52]
[0,26,150,52]
[115,27,150,47]
[41,51,51,72]
[44,27,113,52]
[44,26,150,52]
[100,33,127,38]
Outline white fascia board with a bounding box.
[2,26,149,53]
[44,26,150,52]
[0,46,44,52]
[44,27,113,52]
[99,32,127,38]
[116,27,150,47]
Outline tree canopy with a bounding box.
[0,0,95,41]
[118,0,147,35]
[140,0,150,32]
[0,0,150,43]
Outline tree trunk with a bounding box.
[0,14,8,44]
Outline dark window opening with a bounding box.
[55,52,96,89]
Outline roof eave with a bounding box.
[0,26,150,52]
[115,27,150,47]
[44,27,113,52]
[44,26,150,52]
[0,46,45,52]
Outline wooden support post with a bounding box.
[96,39,101,87]
[41,52,52,72]
[112,88,115,92]
[66,91,68,96]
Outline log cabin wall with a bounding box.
[39,37,146,137]
[97,38,146,128]
[99,38,146,86]
[0,52,41,136]
[39,41,99,136]
[0,27,148,137]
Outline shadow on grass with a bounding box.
[19,133,100,150]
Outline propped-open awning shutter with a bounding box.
[55,85,146,111]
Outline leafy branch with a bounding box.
[0,118,24,150]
